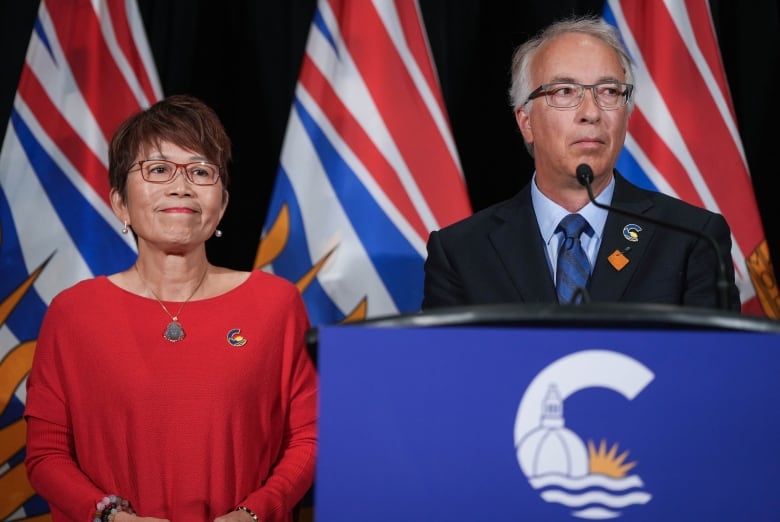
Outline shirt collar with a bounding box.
[531,172,615,245]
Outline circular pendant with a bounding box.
[164,321,185,342]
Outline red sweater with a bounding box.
[25,270,317,522]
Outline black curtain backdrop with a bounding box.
[1,1,779,276]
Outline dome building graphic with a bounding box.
[513,350,655,519]
[517,384,589,478]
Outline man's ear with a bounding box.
[515,107,534,144]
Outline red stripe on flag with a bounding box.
[627,109,704,208]
[395,0,449,121]
[299,54,430,242]
[685,0,734,118]
[621,2,764,251]
[105,0,159,105]
[18,64,112,206]
[45,0,143,141]
[331,0,470,228]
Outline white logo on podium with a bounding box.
[514,350,655,519]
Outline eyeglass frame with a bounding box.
[131,159,222,186]
[524,81,634,110]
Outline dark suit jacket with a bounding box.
[422,172,740,311]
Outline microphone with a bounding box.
[575,163,731,311]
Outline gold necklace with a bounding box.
[134,264,209,343]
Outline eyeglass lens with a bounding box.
[139,160,219,185]
[545,82,629,109]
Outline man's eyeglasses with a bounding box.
[133,160,221,185]
[524,82,634,110]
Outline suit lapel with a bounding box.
[589,173,656,301]
[488,188,557,302]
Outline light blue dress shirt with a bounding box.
[530,173,616,284]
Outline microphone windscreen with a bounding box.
[576,164,594,186]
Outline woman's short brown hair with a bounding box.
[108,94,232,201]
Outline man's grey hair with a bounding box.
[508,16,636,113]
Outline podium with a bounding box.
[311,304,780,522]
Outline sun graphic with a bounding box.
[0,231,54,519]
[254,203,368,322]
[588,439,637,478]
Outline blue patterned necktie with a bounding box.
[556,213,592,304]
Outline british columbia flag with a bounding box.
[604,0,778,317]
[256,0,472,325]
[0,1,160,518]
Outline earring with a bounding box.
[214,229,223,238]
[122,221,129,234]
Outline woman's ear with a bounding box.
[220,189,229,219]
[110,188,129,225]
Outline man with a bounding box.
[422,16,740,311]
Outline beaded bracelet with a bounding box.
[94,494,135,522]
[236,506,259,521]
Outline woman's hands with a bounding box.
[214,509,257,522]
[114,513,169,522]
[111,507,256,521]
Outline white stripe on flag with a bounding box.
[609,1,749,274]
[12,94,135,253]
[622,134,678,197]
[664,0,749,168]
[125,0,164,101]
[608,0,755,302]
[372,0,462,174]
[28,4,110,169]
[312,2,439,233]
[92,0,158,108]
[0,325,27,407]
[0,128,94,304]
[280,107,400,315]
[296,84,428,256]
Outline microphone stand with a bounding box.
[575,164,731,312]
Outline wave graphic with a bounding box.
[571,507,622,519]
[530,473,644,490]
[531,473,651,519]
[541,489,652,508]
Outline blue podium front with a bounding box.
[315,324,780,522]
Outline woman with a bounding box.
[24,95,317,522]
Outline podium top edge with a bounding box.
[325,302,780,333]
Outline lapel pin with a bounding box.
[622,224,642,242]
[608,249,630,271]
[227,328,247,347]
